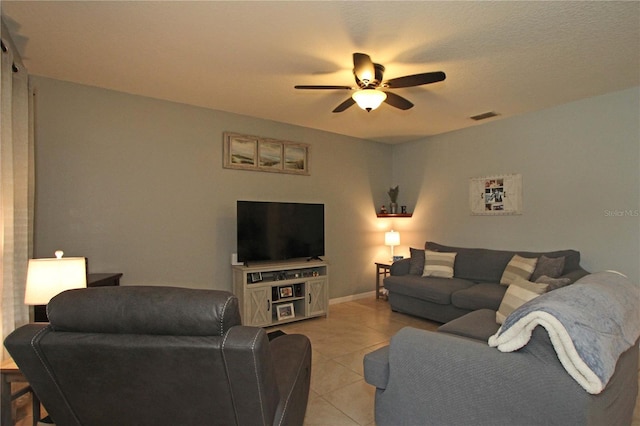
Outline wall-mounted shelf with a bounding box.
[377,213,412,218]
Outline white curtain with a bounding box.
[1,19,34,359]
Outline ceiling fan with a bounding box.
[294,53,446,113]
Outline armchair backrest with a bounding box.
[5,286,296,426]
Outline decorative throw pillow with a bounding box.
[422,250,456,278]
[496,279,549,324]
[500,254,538,285]
[409,247,425,275]
[535,275,572,291]
[530,255,565,282]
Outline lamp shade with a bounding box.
[352,89,387,112]
[25,255,87,305]
[385,230,400,247]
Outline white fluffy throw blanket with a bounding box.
[488,271,640,394]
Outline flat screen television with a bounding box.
[237,201,325,263]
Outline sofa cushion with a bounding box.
[536,275,572,291]
[426,242,514,282]
[409,247,425,275]
[422,250,456,278]
[531,255,565,281]
[451,283,506,311]
[500,254,538,285]
[437,309,500,341]
[384,275,475,305]
[496,279,548,324]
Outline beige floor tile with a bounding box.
[322,379,376,426]
[311,348,330,367]
[312,335,382,360]
[304,396,360,426]
[310,358,363,396]
[333,342,389,376]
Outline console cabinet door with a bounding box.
[245,286,271,327]
[307,279,327,317]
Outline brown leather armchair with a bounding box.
[5,286,311,426]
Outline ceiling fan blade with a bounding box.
[332,97,356,113]
[295,85,353,90]
[384,71,446,88]
[353,53,375,86]
[383,91,414,110]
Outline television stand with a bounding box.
[232,260,329,327]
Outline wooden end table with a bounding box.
[375,262,392,299]
[1,358,40,426]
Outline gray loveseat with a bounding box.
[384,241,589,323]
[365,271,640,425]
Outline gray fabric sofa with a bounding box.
[384,241,589,323]
[364,271,640,425]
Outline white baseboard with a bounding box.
[329,291,376,305]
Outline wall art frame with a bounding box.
[469,174,523,215]
[223,132,310,175]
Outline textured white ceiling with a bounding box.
[2,1,639,144]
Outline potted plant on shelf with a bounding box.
[388,186,399,214]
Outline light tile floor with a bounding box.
[274,297,440,426]
[9,296,640,425]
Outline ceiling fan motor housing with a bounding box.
[355,63,385,88]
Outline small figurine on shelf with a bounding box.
[380,205,387,214]
[388,186,399,214]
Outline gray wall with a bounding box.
[391,87,640,283]
[31,77,640,296]
[32,77,393,298]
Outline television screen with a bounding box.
[237,201,325,263]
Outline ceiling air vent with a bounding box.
[470,111,499,121]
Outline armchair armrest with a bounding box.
[270,334,312,426]
[365,327,592,426]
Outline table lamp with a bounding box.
[385,230,400,261]
[25,250,87,307]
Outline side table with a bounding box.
[34,272,123,322]
[1,358,40,426]
[375,262,392,300]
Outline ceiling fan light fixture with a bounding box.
[352,89,387,112]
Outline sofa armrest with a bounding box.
[367,326,592,426]
[363,346,390,389]
[389,258,411,276]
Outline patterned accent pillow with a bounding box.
[530,255,565,282]
[496,279,549,324]
[422,250,457,278]
[409,247,425,275]
[536,275,572,291]
[500,254,538,285]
